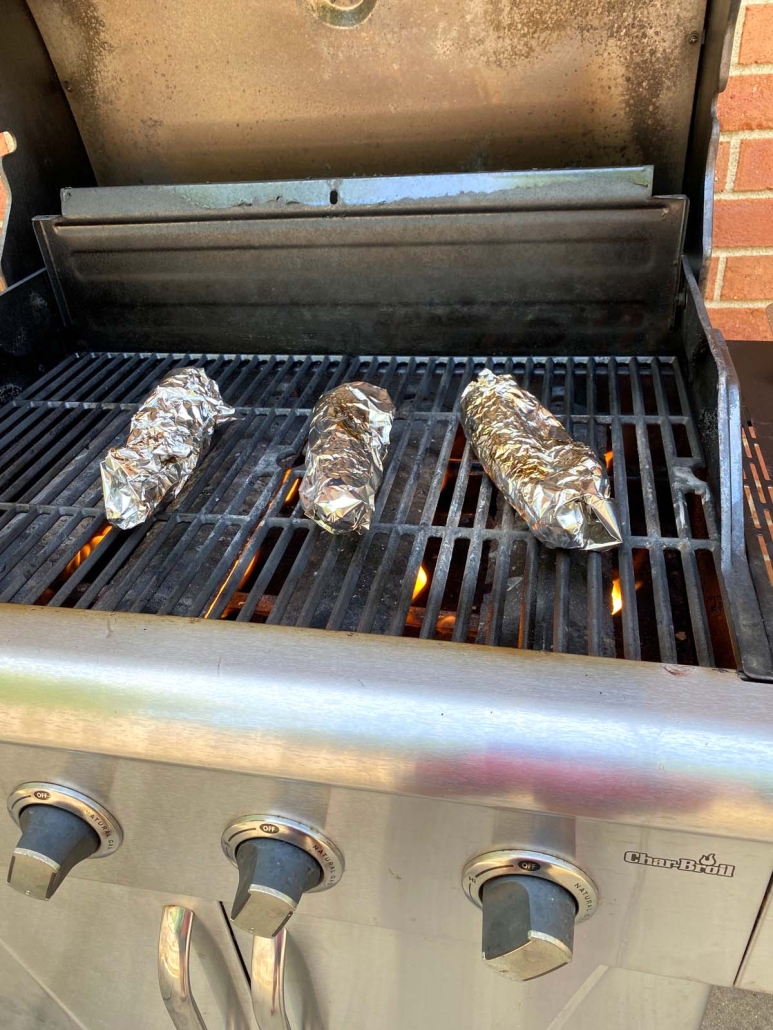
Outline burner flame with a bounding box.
[611,576,623,615]
[65,525,111,575]
[285,477,299,504]
[412,564,429,601]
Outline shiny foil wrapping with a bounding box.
[460,369,622,550]
[101,368,236,530]
[300,381,395,534]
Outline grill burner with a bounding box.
[0,352,735,667]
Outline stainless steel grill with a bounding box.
[0,350,735,667]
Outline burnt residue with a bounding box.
[439,0,702,188]
[26,0,115,181]
[23,0,703,192]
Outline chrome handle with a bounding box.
[251,929,324,1030]
[159,905,252,1030]
[159,906,208,1030]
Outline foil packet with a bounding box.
[101,368,236,530]
[300,381,395,534]
[460,369,622,551]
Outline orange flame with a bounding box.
[285,478,299,504]
[65,525,111,575]
[604,450,614,472]
[611,577,623,615]
[412,564,429,601]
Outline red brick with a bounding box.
[718,75,773,131]
[707,306,773,341]
[0,131,9,227]
[715,140,731,191]
[705,255,720,299]
[722,255,773,300]
[739,5,773,65]
[714,198,773,246]
[735,138,773,190]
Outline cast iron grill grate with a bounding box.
[0,352,736,666]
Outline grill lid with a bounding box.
[24,0,719,198]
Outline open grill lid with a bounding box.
[0,0,738,292]
[23,0,730,203]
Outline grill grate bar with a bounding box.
[234,523,297,624]
[608,360,641,660]
[0,512,62,597]
[482,502,515,647]
[2,513,99,604]
[188,357,356,619]
[16,352,107,401]
[452,470,494,644]
[14,352,81,401]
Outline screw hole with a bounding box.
[329,189,339,205]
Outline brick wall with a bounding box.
[707,0,773,340]
[0,132,12,291]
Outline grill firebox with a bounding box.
[0,351,736,667]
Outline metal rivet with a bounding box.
[688,32,700,44]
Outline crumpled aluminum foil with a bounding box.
[300,381,395,534]
[460,369,622,550]
[101,368,236,530]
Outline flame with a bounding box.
[285,478,299,504]
[65,525,111,575]
[237,549,262,592]
[611,577,623,615]
[604,450,614,472]
[412,564,429,601]
[699,853,717,865]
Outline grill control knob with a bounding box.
[222,816,345,938]
[232,838,322,937]
[481,875,576,981]
[6,783,123,901]
[8,805,100,901]
[462,850,599,983]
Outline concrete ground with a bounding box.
[702,987,773,1028]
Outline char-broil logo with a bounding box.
[624,850,735,878]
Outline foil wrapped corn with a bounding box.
[300,381,395,534]
[101,368,236,530]
[460,369,622,550]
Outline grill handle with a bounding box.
[159,905,252,1030]
[252,928,324,1030]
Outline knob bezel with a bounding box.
[221,816,344,892]
[462,850,598,922]
[7,782,123,857]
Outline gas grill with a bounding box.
[3,1,773,1029]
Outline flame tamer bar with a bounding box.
[460,369,621,551]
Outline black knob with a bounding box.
[7,805,100,901]
[481,875,577,981]
[231,838,322,937]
